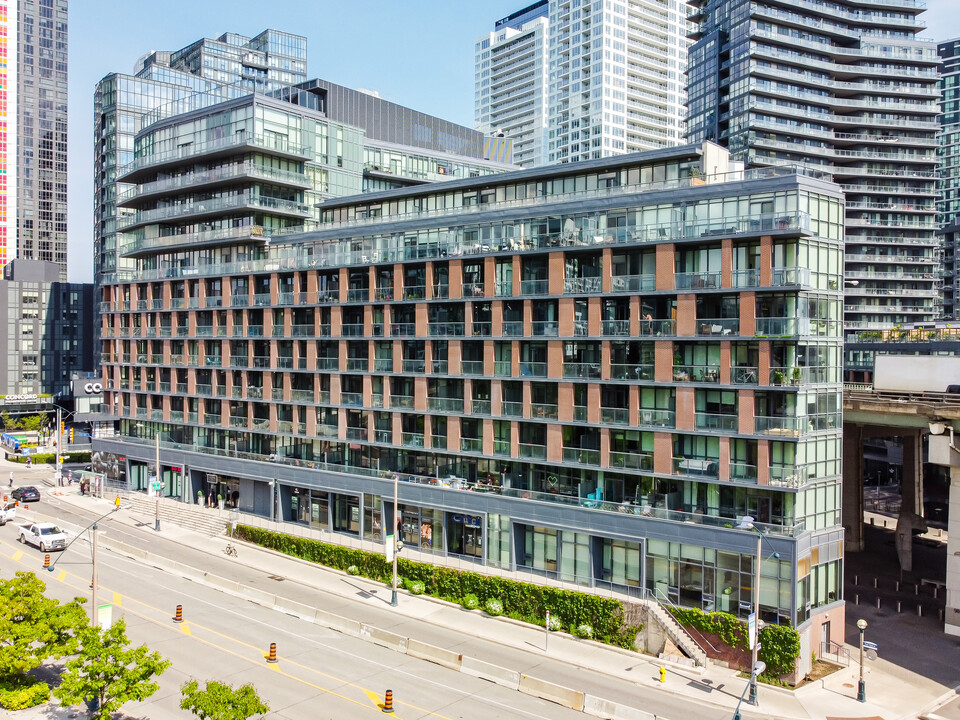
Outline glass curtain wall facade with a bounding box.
[0,1,15,274]
[17,0,67,279]
[97,142,846,661]
[686,0,940,373]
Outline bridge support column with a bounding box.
[842,423,865,552]
[947,466,960,638]
[902,429,923,517]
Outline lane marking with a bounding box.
[113,591,122,606]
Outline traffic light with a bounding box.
[60,421,65,435]
[69,428,74,443]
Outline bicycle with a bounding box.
[223,543,237,558]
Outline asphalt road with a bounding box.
[0,520,587,720]
[0,491,739,720]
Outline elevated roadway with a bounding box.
[842,385,959,636]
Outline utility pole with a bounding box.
[55,406,62,486]
[749,531,761,705]
[391,472,399,607]
[154,432,161,532]
[90,523,99,626]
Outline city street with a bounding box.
[0,490,739,720]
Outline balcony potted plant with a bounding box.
[772,369,785,386]
[791,367,802,385]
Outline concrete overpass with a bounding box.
[843,386,960,636]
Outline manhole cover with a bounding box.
[267,575,285,582]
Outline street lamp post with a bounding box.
[391,472,399,607]
[857,618,867,702]
[47,503,132,625]
[154,432,161,532]
[737,516,780,707]
[733,661,766,720]
[55,406,63,486]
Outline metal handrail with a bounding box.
[649,586,711,661]
[819,640,850,667]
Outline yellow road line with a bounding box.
[0,539,422,718]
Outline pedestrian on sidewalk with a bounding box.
[8,471,12,488]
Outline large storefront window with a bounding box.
[309,491,329,529]
[601,538,642,589]
[559,531,591,585]
[448,513,482,558]
[363,494,382,543]
[398,504,443,553]
[333,493,360,535]
[522,525,558,574]
[487,514,510,569]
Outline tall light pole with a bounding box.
[749,530,761,705]
[154,432,161,532]
[857,618,867,702]
[47,503,131,625]
[55,406,63,486]
[391,472,399,607]
[733,661,766,720]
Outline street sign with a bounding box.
[385,534,394,562]
[747,612,757,649]
[97,603,113,630]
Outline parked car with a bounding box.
[11,486,40,503]
[0,501,16,526]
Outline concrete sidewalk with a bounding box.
[21,483,960,720]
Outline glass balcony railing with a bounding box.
[600,407,629,425]
[673,364,720,382]
[673,456,719,478]
[520,279,548,295]
[609,450,653,470]
[518,442,547,459]
[402,432,425,448]
[390,394,414,409]
[502,401,523,417]
[471,321,492,336]
[563,362,602,379]
[494,360,513,376]
[732,366,759,384]
[431,360,448,374]
[610,274,656,292]
[696,318,738,336]
[502,321,524,336]
[493,440,511,456]
[695,413,738,431]
[563,448,600,464]
[638,409,675,427]
[563,276,602,294]
[675,271,721,290]
[472,399,491,415]
[340,392,362,407]
[602,319,630,336]
[610,363,653,380]
[519,362,547,377]
[530,403,558,419]
[530,321,559,336]
[460,437,482,452]
[461,360,484,375]
[431,435,447,449]
[402,359,425,373]
[428,397,464,413]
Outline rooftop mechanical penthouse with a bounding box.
[96,141,846,667]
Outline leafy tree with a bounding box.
[180,680,269,720]
[21,415,44,432]
[0,572,87,679]
[53,618,170,720]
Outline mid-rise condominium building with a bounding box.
[474,0,690,167]
[0,2,15,273]
[686,0,940,374]
[16,0,68,279]
[95,140,846,670]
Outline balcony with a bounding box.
[346,427,368,441]
[460,438,483,453]
[519,362,547,377]
[730,463,759,483]
[769,465,809,488]
[600,407,629,425]
[402,359,425,373]
[429,323,464,336]
[403,285,426,300]
[675,271,720,290]
[345,358,368,372]
[732,366,759,384]
[502,401,523,417]
[341,323,364,337]
[471,321,492,336]
[391,323,416,336]
[695,413,738,431]
[463,282,485,297]
[611,274,655,292]
[461,360,484,375]
[673,364,720,383]
[493,440,511,456]
[347,288,368,302]
[696,318,738,336]
[494,360,513,377]
[563,448,600,465]
[502,321,524,337]
[390,395,414,409]
[609,451,653,471]
[340,392,362,407]
[472,399,491,415]
[431,435,447,450]
[530,403,558,419]
[531,321,559,337]
[518,442,547,459]
[638,409,675,427]
[602,319,630,336]
[563,277,602,294]
[428,397,464,413]
[672,457,719,479]
[431,360,448,374]
[610,363,653,381]
[563,362,602,379]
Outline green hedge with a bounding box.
[669,607,800,676]
[0,675,50,710]
[11,451,91,465]
[235,524,640,648]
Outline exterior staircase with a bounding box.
[646,596,709,667]
[117,492,231,537]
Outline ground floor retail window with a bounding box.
[448,513,483,558]
[601,538,642,589]
[487,514,510,568]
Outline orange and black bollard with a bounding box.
[43,554,50,569]
[173,604,183,623]
[381,689,394,713]
[266,642,277,663]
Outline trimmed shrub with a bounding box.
[0,676,50,711]
[235,524,640,649]
[462,593,480,610]
[405,579,425,595]
[575,624,593,639]
[546,613,562,631]
[484,598,503,616]
[346,565,360,576]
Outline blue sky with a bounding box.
[65,0,960,282]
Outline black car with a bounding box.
[11,486,40,503]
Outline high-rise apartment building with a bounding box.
[96,140,846,671]
[475,0,690,167]
[16,0,68,280]
[938,38,960,320]
[686,0,940,366]
[475,1,550,167]
[548,0,690,163]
